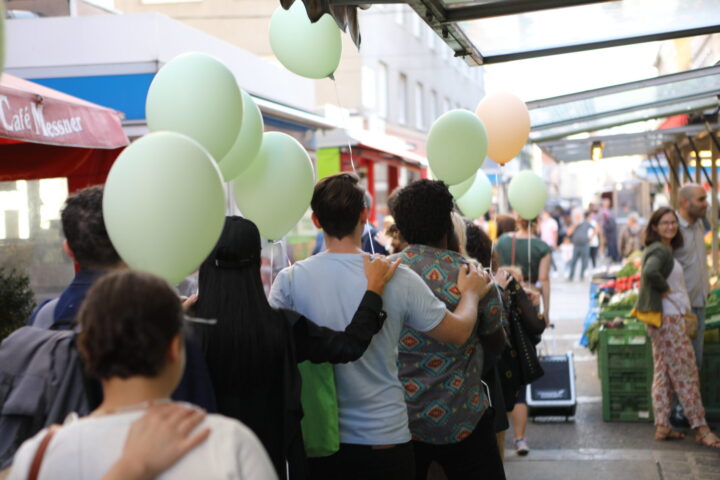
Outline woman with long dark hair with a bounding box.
[631,207,719,448]
[193,216,399,479]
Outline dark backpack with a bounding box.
[0,327,93,469]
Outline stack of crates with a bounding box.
[599,323,654,422]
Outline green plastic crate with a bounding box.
[603,391,654,422]
[599,325,654,422]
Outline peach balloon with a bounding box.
[475,92,530,166]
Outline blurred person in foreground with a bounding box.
[630,208,719,449]
[391,180,505,479]
[9,270,277,479]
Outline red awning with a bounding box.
[0,74,128,148]
[0,75,129,192]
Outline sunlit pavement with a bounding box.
[502,277,720,480]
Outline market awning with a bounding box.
[0,74,128,192]
[400,0,720,65]
[537,124,715,163]
[0,74,128,148]
[317,128,428,168]
[527,65,720,143]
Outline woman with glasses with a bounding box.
[631,207,720,449]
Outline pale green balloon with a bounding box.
[233,132,315,240]
[508,170,548,221]
[449,172,476,200]
[146,52,243,161]
[427,109,488,185]
[219,90,264,181]
[269,2,342,79]
[456,170,493,220]
[103,132,226,285]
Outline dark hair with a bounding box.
[193,216,284,390]
[61,186,121,268]
[643,207,684,249]
[311,173,365,239]
[465,220,497,270]
[495,214,517,237]
[77,270,182,380]
[392,179,454,245]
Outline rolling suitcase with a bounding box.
[526,323,577,420]
[526,351,577,419]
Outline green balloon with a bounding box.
[103,132,226,285]
[508,170,548,221]
[233,132,315,240]
[219,91,264,181]
[456,170,493,220]
[146,52,243,161]
[269,2,342,79]
[427,109,488,185]
[449,172,476,200]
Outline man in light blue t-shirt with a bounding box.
[269,173,491,480]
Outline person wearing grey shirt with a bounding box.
[674,184,710,369]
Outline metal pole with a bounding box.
[664,148,680,209]
[674,142,693,182]
[687,135,713,187]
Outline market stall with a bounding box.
[0,73,128,192]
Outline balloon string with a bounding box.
[331,76,375,255]
[528,220,532,284]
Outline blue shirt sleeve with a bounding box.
[268,267,293,310]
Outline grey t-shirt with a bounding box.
[269,253,446,445]
[675,214,709,307]
[571,221,593,247]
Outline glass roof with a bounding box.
[527,65,720,142]
[536,124,714,163]
[401,0,720,64]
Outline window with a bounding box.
[362,66,376,110]
[429,89,438,122]
[414,82,424,129]
[412,12,421,37]
[398,74,408,125]
[377,62,388,118]
[443,97,451,113]
[394,5,404,25]
[426,26,435,50]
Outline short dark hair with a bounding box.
[495,214,517,237]
[466,220,496,269]
[61,186,121,268]
[311,173,365,239]
[393,179,453,245]
[77,270,183,380]
[643,207,684,250]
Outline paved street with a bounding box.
[503,278,720,480]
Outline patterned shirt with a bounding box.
[394,245,503,444]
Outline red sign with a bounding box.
[0,74,128,149]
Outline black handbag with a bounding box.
[497,280,545,409]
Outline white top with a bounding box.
[662,259,691,316]
[9,407,277,480]
[269,252,446,445]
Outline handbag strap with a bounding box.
[511,234,516,267]
[28,427,59,480]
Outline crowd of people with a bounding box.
[3,175,717,480]
[1,175,555,480]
